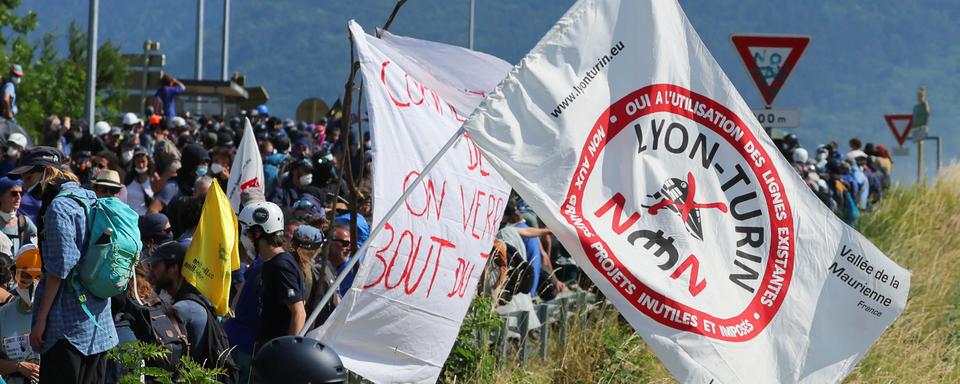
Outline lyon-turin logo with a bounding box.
[563,84,795,342]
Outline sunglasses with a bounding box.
[331,238,351,246]
[6,190,21,197]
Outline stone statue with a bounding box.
[912,86,930,140]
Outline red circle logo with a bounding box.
[563,84,794,341]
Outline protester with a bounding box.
[92,170,123,199]
[10,147,117,383]
[289,225,336,328]
[238,202,306,350]
[0,245,42,384]
[1,65,23,122]
[138,213,171,259]
[0,133,27,178]
[325,222,353,296]
[146,241,234,376]
[154,75,186,119]
[0,177,36,257]
[124,147,153,215]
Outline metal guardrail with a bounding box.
[495,290,602,368]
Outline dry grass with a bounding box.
[454,166,960,383]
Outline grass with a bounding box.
[443,166,960,383]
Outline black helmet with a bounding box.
[252,336,346,384]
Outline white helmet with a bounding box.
[122,112,142,126]
[94,121,111,136]
[172,116,187,128]
[239,201,284,235]
[7,133,27,148]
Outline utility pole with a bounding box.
[85,0,99,133]
[221,0,230,81]
[195,0,204,79]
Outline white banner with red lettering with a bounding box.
[309,21,512,383]
[225,117,263,212]
[461,1,910,383]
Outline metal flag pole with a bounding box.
[468,0,476,49]
[299,126,467,336]
[195,0,204,79]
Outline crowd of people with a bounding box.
[0,65,897,384]
[775,133,895,225]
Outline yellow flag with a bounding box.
[183,179,240,316]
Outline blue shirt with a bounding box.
[32,182,118,355]
[3,82,16,116]
[514,222,543,295]
[156,85,185,118]
[224,257,263,354]
[333,213,370,296]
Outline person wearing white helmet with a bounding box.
[0,133,27,178]
[238,202,306,352]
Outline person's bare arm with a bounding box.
[172,77,186,91]
[30,275,61,348]
[516,227,550,238]
[2,93,11,119]
[287,301,306,335]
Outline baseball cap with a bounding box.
[93,169,123,189]
[7,133,27,149]
[0,177,22,195]
[9,64,22,77]
[146,240,187,266]
[7,146,64,179]
[139,213,170,243]
[292,225,324,250]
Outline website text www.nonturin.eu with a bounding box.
[550,40,625,118]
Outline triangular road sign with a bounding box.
[731,34,811,107]
[884,114,913,146]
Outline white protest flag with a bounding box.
[461,1,910,382]
[225,117,264,212]
[309,21,512,383]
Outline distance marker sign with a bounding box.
[731,34,810,108]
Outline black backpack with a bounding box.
[118,295,190,372]
[179,290,241,384]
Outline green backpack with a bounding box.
[58,192,143,323]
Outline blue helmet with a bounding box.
[256,104,269,116]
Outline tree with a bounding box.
[0,0,128,141]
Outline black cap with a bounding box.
[7,146,64,179]
[139,213,169,242]
[146,240,187,266]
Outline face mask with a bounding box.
[6,148,17,157]
[0,210,15,223]
[122,151,134,162]
[196,166,208,177]
[135,166,149,174]
[210,163,224,175]
[299,174,313,186]
[11,77,21,85]
[15,283,36,307]
[27,169,46,199]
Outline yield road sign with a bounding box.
[884,114,913,146]
[731,34,811,108]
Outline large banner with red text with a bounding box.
[310,21,512,384]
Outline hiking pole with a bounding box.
[299,126,467,336]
